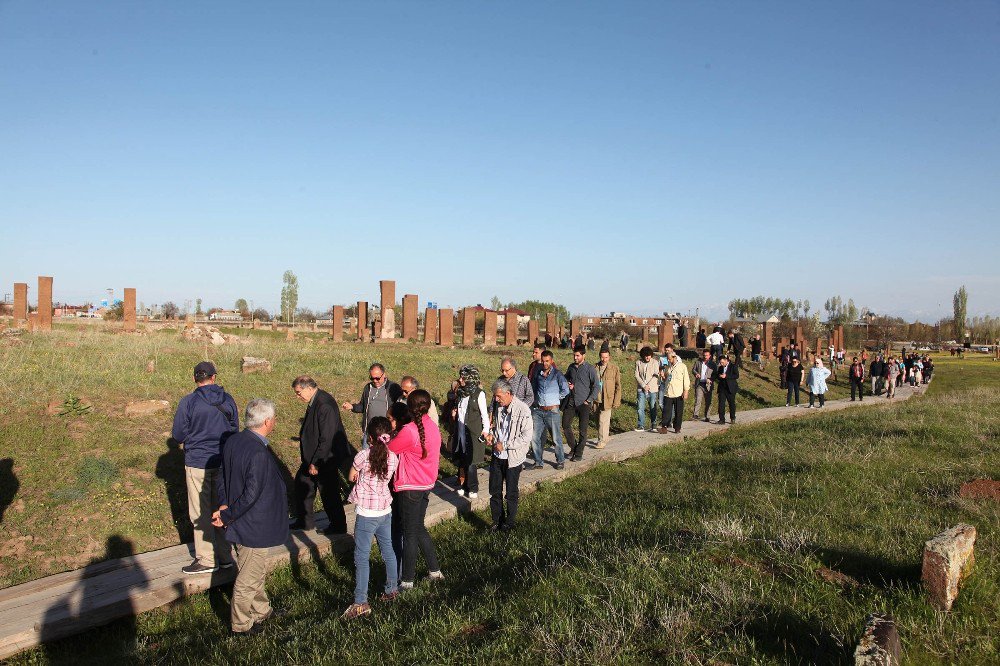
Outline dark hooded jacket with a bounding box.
[171,384,240,468]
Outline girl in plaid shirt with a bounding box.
[342,417,399,620]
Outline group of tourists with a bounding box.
[167,330,929,635]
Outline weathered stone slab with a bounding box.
[462,308,475,346]
[505,312,518,345]
[484,311,498,346]
[13,283,27,322]
[570,317,581,339]
[959,479,1000,500]
[527,319,539,345]
[438,308,453,346]
[921,523,976,611]
[379,280,396,339]
[424,307,437,344]
[402,294,418,340]
[545,312,556,337]
[356,301,368,340]
[124,400,170,417]
[331,305,344,341]
[37,276,53,331]
[241,357,272,374]
[762,321,775,356]
[123,288,136,332]
[854,613,901,666]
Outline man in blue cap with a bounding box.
[171,361,239,574]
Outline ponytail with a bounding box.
[407,389,432,459]
[366,416,392,480]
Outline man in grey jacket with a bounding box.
[563,344,600,462]
[487,380,532,531]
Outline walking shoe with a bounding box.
[785,403,790,407]
[703,417,710,422]
[231,622,266,637]
[656,427,671,434]
[594,442,607,449]
[341,603,371,621]
[379,590,400,603]
[467,492,478,499]
[428,570,445,581]
[674,427,681,434]
[717,420,727,425]
[633,427,645,431]
[455,488,465,497]
[182,559,218,575]
[570,455,582,462]
[555,462,565,470]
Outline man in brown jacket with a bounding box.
[594,348,622,449]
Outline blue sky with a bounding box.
[2,1,998,321]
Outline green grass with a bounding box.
[9,354,998,664]
[1,321,827,587]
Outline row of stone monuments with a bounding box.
[8,277,138,333]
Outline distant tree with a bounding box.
[506,299,571,325]
[823,296,858,328]
[162,301,179,319]
[252,307,271,322]
[953,286,968,340]
[295,307,317,323]
[103,301,124,321]
[280,271,299,323]
[234,298,249,317]
[195,298,203,315]
[490,295,503,311]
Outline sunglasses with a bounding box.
[370,375,384,381]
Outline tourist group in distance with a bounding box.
[168,327,933,635]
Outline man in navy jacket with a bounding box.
[213,398,288,635]
[171,361,239,575]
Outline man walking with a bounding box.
[563,345,599,462]
[593,348,622,448]
[486,379,532,531]
[691,349,716,422]
[342,363,402,435]
[528,350,570,470]
[870,354,885,396]
[291,376,353,535]
[658,352,690,433]
[634,346,660,431]
[715,356,739,424]
[728,330,746,368]
[750,335,763,368]
[849,356,866,401]
[706,327,725,360]
[497,357,534,407]
[213,398,288,636]
[171,361,239,575]
[527,343,547,381]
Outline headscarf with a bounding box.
[456,364,481,399]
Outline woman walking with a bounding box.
[785,357,804,407]
[449,365,490,498]
[806,359,832,408]
[342,417,398,620]
[388,389,444,589]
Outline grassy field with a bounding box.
[5,337,998,663]
[0,321,846,588]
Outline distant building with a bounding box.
[208,310,243,322]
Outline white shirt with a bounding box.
[707,332,724,346]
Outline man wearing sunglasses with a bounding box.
[342,363,403,435]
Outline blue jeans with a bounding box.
[636,390,658,430]
[531,408,565,465]
[353,513,397,605]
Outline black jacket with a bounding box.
[715,363,739,393]
[300,389,352,471]
[786,364,804,386]
[217,429,289,548]
[729,333,746,353]
[691,358,717,385]
[350,380,403,430]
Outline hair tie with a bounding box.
[378,433,391,444]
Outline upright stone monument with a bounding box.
[331,305,344,341]
[439,308,454,346]
[794,324,805,350]
[13,283,27,322]
[401,294,418,340]
[505,312,518,346]
[836,325,845,350]
[357,301,368,341]
[641,326,650,343]
[570,317,582,340]
[37,276,53,331]
[123,288,136,332]
[424,307,437,344]
[379,280,396,339]
[186,314,195,330]
[546,313,556,339]
[762,321,775,356]
[779,336,790,356]
[816,337,824,357]
[527,319,539,345]
[484,310,498,346]
[462,308,475,346]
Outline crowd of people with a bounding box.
[167,330,930,634]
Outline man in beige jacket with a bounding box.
[594,348,622,448]
[634,346,660,431]
[658,353,691,434]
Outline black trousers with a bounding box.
[453,445,481,493]
[786,383,800,405]
[488,456,522,527]
[562,403,591,458]
[662,396,684,430]
[850,378,864,400]
[293,459,346,533]
[718,388,736,422]
[396,490,439,583]
[779,366,788,389]
[809,392,826,407]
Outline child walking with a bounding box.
[342,417,399,620]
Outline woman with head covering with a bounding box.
[448,364,491,498]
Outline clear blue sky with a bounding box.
[2,1,998,321]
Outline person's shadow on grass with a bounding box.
[154,438,193,548]
[40,535,150,663]
[0,457,18,524]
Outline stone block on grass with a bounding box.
[241,357,272,374]
[921,523,976,611]
[854,613,901,666]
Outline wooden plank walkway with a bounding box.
[0,381,927,658]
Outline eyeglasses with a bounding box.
[370,375,384,381]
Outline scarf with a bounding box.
[456,364,481,399]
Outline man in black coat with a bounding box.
[341,363,403,435]
[728,331,746,368]
[715,356,739,424]
[213,398,288,635]
[291,375,352,535]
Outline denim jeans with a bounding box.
[636,390,658,430]
[353,513,397,604]
[531,407,565,465]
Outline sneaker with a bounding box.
[379,590,400,603]
[467,492,478,499]
[341,603,371,621]
[555,462,565,470]
[570,455,582,462]
[717,420,727,425]
[633,427,645,432]
[656,427,671,434]
[182,560,218,575]
[594,442,607,449]
[703,417,710,422]
[785,403,790,407]
[428,570,445,581]
[455,488,466,497]
[399,581,414,590]
[232,622,266,637]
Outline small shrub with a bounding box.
[77,456,119,489]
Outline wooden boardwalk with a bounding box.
[0,381,927,659]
